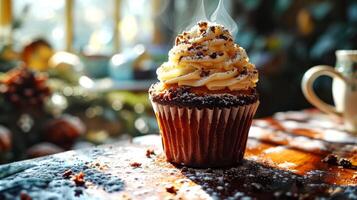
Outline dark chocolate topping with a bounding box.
[149,83,259,109]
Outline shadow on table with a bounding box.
[175,159,356,199]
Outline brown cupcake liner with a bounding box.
[151,100,259,168]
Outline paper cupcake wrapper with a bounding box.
[151,101,259,168]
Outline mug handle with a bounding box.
[301,65,346,117]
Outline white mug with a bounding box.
[302,50,357,134]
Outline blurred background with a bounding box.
[0,0,356,163]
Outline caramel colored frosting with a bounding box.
[157,21,258,91]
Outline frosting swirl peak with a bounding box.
[157,22,258,91]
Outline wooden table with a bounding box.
[0,110,356,199]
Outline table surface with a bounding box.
[0,110,356,200]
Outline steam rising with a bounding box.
[184,0,208,31]
[185,0,238,37]
[210,0,238,37]
[160,0,238,39]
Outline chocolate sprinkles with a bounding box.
[197,51,204,58]
[219,34,228,40]
[210,53,217,59]
[200,70,210,77]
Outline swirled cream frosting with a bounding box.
[157,22,258,91]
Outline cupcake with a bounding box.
[149,21,259,168]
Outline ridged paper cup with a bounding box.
[151,100,259,168]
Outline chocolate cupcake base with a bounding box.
[151,100,259,168]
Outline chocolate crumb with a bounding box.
[322,155,353,169]
[62,169,73,179]
[146,149,155,158]
[210,26,216,33]
[130,162,142,168]
[20,192,32,200]
[175,37,180,46]
[199,29,206,34]
[198,22,208,27]
[197,52,204,58]
[71,172,85,186]
[200,70,210,77]
[322,154,338,165]
[74,188,83,197]
[219,34,228,40]
[166,185,178,195]
[218,52,224,56]
[339,158,352,168]
[210,53,217,59]
[241,68,248,75]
